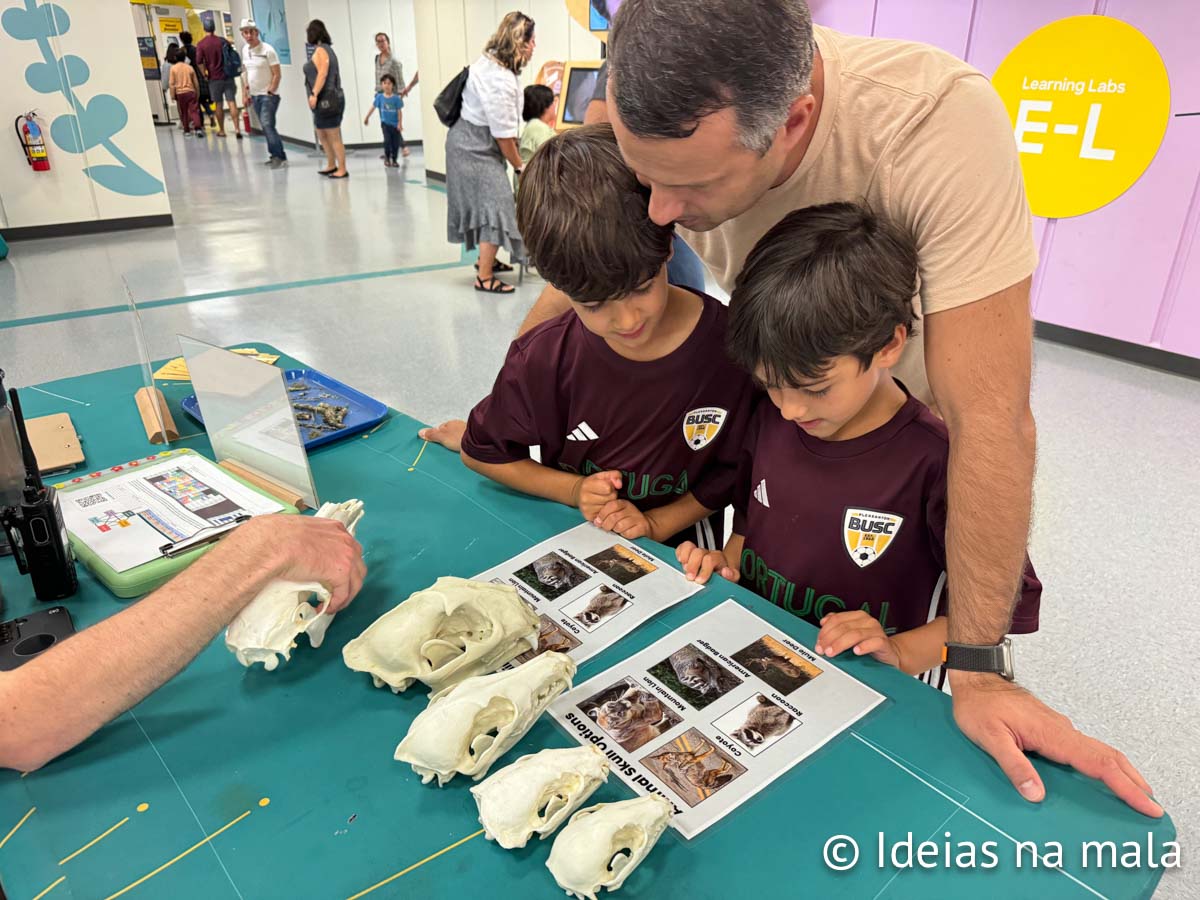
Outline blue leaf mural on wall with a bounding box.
[2,0,164,197]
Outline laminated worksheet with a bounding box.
[550,600,885,838]
[474,523,701,666]
[58,454,284,572]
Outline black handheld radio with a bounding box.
[0,378,78,602]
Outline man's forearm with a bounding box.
[945,409,1036,644]
[269,65,281,93]
[644,493,714,543]
[518,284,573,336]
[461,453,582,508]
[0,523,281,771]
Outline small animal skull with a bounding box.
[342,577,539,692]
[394,651,576,785]
[546,795,674,900]
[471,746,610,849]
[225,499,364,671]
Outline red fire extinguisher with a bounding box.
[15,111,50,171]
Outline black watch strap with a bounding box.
[942,638,1014,680]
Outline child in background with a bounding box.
[168,48,202,136]
[676,203,1040,686]
[461,124,756,549]
[365,74,404,166]
[519,84,557,167]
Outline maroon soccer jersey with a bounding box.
[463,290,757,545]
[733,387,1041,639]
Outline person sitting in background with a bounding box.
[365,73,404,167]
[519,84,556,167]
[169,48,202,136]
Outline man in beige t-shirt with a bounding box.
[423,0,1160,818]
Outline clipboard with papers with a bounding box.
[54,449,298,598]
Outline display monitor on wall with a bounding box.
[556,61,604,129]
[589,0,624,31]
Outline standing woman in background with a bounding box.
[304,19,348,178]
[373,32,417,158]
[446,11,536,294]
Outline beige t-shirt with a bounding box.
[682,26,1037,404]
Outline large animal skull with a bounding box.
[342,577,539,692]
[394,651,576,785]
[225,500,364,671]
[471,746,610,849]
[546,795,674,900]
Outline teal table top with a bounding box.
[0,348,1175,900]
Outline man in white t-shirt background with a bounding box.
[239,18,285,167]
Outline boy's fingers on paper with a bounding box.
[676,541,697,564]
[719,566,739,583]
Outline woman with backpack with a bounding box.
[304,19,347,178]
[444,11,536,294]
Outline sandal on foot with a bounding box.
[476,260,514,273]
[475,276,515,294]
[318,168,337,175]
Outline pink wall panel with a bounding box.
[1160,206,1200,357]
[966,0,1094,77]
[1104,0,1200,114]
[808,0,875,37]
[1032,117,1200,343]
[871,0,973,58]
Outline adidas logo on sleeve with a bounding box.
[566,421,599,442]
[753,478,770,508]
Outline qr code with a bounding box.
[76,492,110,508]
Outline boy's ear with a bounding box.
[874,325,908,369]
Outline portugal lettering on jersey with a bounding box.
[843,507,904,568]
[682,407,727,451]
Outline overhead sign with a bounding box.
[992,15,1170,218]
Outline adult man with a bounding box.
[505,0,1162,816]
[239,18,285,167]
[0,515,364,771]
[196,17,242,139]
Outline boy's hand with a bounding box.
[364,115,370,124]
[417,420,467,453]
[675,542,738,585]
[574,471,621,521]
[815,611,901,669]
[593,499,651,539]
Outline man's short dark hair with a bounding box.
[523,84,555,122]
[203,18,215,33]
[180,31,193,46]
[727,203,919,384]
[516,124,672,304]
[609,0,813,154]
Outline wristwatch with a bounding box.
[942,638,1015,681]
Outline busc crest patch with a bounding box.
[682,407,727,451]
[843,508,904,568]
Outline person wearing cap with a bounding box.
[239,18,285,167]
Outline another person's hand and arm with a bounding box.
[403,70,418,97]
[495,137,523,175]
[593,493,715,543]
[460,452,622,525]
[815,612,948,677]
[0,515,365,772]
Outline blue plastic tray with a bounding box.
[181,368,389,450]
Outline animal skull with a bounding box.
[546,795,674,900]
[225,499,364,671]
[342,577,539,692]
[471,746,610,849]
[394,651,576,785]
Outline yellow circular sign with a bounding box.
[992,15,1170,219]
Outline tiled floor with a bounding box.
[1,128,1196,898]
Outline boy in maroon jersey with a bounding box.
[460,124,756,548]
[677,203,1040,684]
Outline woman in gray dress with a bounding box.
[304,19,347,178]
[446,11,536,294]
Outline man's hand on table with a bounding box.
[418,420,468,453]
[950,672,1163,818]
[240,514,366,613]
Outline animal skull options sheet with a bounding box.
[550,601,884,837]
[473,523,700,667]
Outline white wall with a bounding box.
[227,0,421,147]
[414,1,602,175]
[0,0,170,230]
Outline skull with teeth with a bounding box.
[342,577,540,693]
